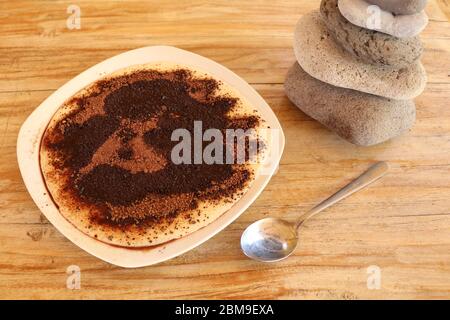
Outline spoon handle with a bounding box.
[296,161,389,229]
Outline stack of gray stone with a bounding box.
[285,0,428,146]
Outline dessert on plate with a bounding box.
[40,62,267,247]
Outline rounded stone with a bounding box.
[284,62,416,146]
[339,0,428,38]
[294,11,427,99]
[367,0,428,15]
[320,0,423,68]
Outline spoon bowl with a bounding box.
[240,217,298,262]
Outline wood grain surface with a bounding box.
[0,0,449,300]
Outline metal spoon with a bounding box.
[241,161,389,262]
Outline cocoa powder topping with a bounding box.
[43,68,262,229]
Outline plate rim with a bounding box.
[16,45,285,268]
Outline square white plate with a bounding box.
[17,46,285,268]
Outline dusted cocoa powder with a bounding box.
[43,67,262,229]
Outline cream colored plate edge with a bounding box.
[17,46,285,268]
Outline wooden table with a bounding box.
[1,0,449,300]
